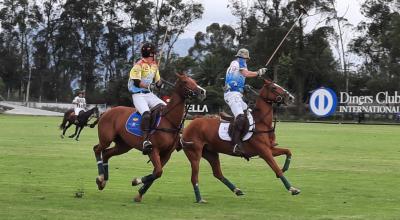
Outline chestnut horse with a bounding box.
[181,79,300,203]
[93,73,206,202]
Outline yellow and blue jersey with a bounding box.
[128,59,160,93]
[225,58,247,93]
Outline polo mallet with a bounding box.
[265,5,308,67]
[158,5,176,67]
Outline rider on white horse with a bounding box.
[72,90,87,123]
[224,48,267,154]
[128,42,166,155]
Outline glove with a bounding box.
[148,83,157,91]
[257,68,267,77]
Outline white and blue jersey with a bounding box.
[225,58,247,93]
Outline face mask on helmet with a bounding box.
[141,43,156,58]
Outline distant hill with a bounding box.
[172,38,195,57]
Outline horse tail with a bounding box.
[59,115,68,130]
[179,137,194,148]
[59,109,73,130]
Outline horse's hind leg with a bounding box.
[62,122,72,137]
[271,147,292,173]
[69,125,78,138]
[102,138,132,178]
[202,149,244,196]
[93,140,112,190]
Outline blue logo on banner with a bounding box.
[310,88,337,117]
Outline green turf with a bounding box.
[0,114,399,220]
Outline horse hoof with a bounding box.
[60,135,64,139]
[196,199,207,204]
[131,178,142,186]
[234,188,245,196]
[75,139,79,141]
[289,187,301,195]
[134,194,142,203]
[96,177,106,190]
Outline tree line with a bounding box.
[1,0,399,115]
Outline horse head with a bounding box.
[93,105,100,118]
[175,73,206,101]
[260,79,295,105]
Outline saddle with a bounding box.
[219,111,250,141]
[219,112,234,122]
[143,104,164,131]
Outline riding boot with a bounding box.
[232,134,243,154]
[232,114,246,154]
[141,111,152,155]
[74,115,79,124]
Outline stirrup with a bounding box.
[142,140,153,155]
[233,144,243,154]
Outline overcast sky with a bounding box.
[182,0,366,38]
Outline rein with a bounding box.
[249,103,277,134]
[81,108,98,124]
[248,83,284,135]
[154,79,193,138]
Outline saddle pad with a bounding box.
[125,112,161,137]
[218,113,255,142]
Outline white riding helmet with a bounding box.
[235,48,250,59]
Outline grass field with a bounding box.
[0,114,399,220]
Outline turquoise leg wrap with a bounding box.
[282,156,291,172]
[280,176,291,190]
[96,161,105,176]
[95,153,104,176]
[220,177,236,191]
[193,184,202,202]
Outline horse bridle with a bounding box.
[155,79,202,147]
[249,83,289,134]
[261,82,287,104]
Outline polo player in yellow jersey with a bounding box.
[128,42,166,155]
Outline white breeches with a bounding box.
[74,108,85,115]
[224,91,248,117]
[132,93,166,114]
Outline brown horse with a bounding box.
[180,79,300,203]
[93,73,206,202]
[59,106,99,141]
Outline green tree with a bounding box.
[351,0,400,94]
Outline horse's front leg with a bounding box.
[89,118,99,128]
[271,147,292,173]
[257,143,300,195]
[132,148,164,202]
[133,150,174,202]
[75,126,84,141]
[69,125,78,138]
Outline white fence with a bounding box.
[4,101,108,113]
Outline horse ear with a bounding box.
[264,78,272,85]
[175,72,185,79]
